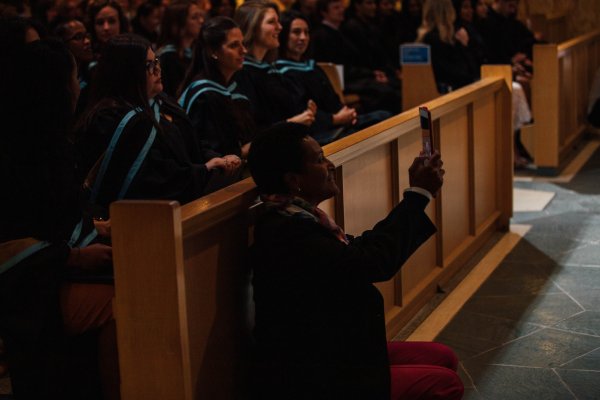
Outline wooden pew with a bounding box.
[401,62,440,112]
[317,62,361,107]
[526,29,600,174]
[529,12,570,44]
[110,65,513,400]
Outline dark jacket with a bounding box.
[179,76,256,158]
[250,191,436,399]
[77,96,212,217]
[234,56,307,131]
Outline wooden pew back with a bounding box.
[111,65,513,400]
[529,29,600,173]
[530,12,570,44]
[401,63,440,111]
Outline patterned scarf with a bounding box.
[261,194,349,245]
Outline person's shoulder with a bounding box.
[254,209,323,242]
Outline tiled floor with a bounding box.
[434,145,600,399]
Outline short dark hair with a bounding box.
[248,123,310,194]
[316,0,343,17]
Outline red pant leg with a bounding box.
[387,341,459,371]
[388,341,463,400]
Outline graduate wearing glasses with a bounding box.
[76,34,241,218]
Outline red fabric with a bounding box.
[388,341,464,400]
[60,283,114,335]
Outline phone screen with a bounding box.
[419,106,433,157]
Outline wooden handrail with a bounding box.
[558,29,600,55]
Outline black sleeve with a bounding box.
[187,95,226,160]
[255,191,436,283]
[89,112,211,208]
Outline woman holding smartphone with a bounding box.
[247,123,463,400]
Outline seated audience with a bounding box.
[53,17,94,114]
[452,0,488,70]
[131,0,162,46]
[454,0,533,167]
[179,17,256,160]
[398,0,422,43]
[208,0,237,18]
[87,0,128,59]
[276,10,391,143]
[290,0,320,26]
[77,34,241,218]
[233,1,317,132]
[247,122,463,400]
[0,38,117,400]
[342,0,399,83]
[377,0,403,68]
[417,0,477,93]
[157,0,204,96]
[311,0,401,114]
[477,0,536,67]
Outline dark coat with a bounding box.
[77,97,212,217]
[274,59,342,130]
[477,6,536,64]
[179,77,256,158]
[250,191,436,399]
[234,56,306,131]
[422,28,478,92]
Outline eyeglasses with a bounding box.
[67,32,91,42]
[145,58,161,75]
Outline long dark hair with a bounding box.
[3,39,75,146]
[158,0,193,50]
[87,0,128,46]
[279,10,311,60]
[183,16,239,89]
[83,34,159,129]
[1,39,79,241]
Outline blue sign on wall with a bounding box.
[400,44,431,65]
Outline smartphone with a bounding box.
[419,106,434,157]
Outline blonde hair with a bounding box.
[234,0,280,62]
[417,0,456,44]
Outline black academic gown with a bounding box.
[250,191,437,399]
[0,135,103,399]
[233,56,306,132]
[179,76,256,158]
[77,96,212,217]
[274,59,342,130]
[157,45,193,97]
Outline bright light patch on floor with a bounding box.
[513,188,555,212]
